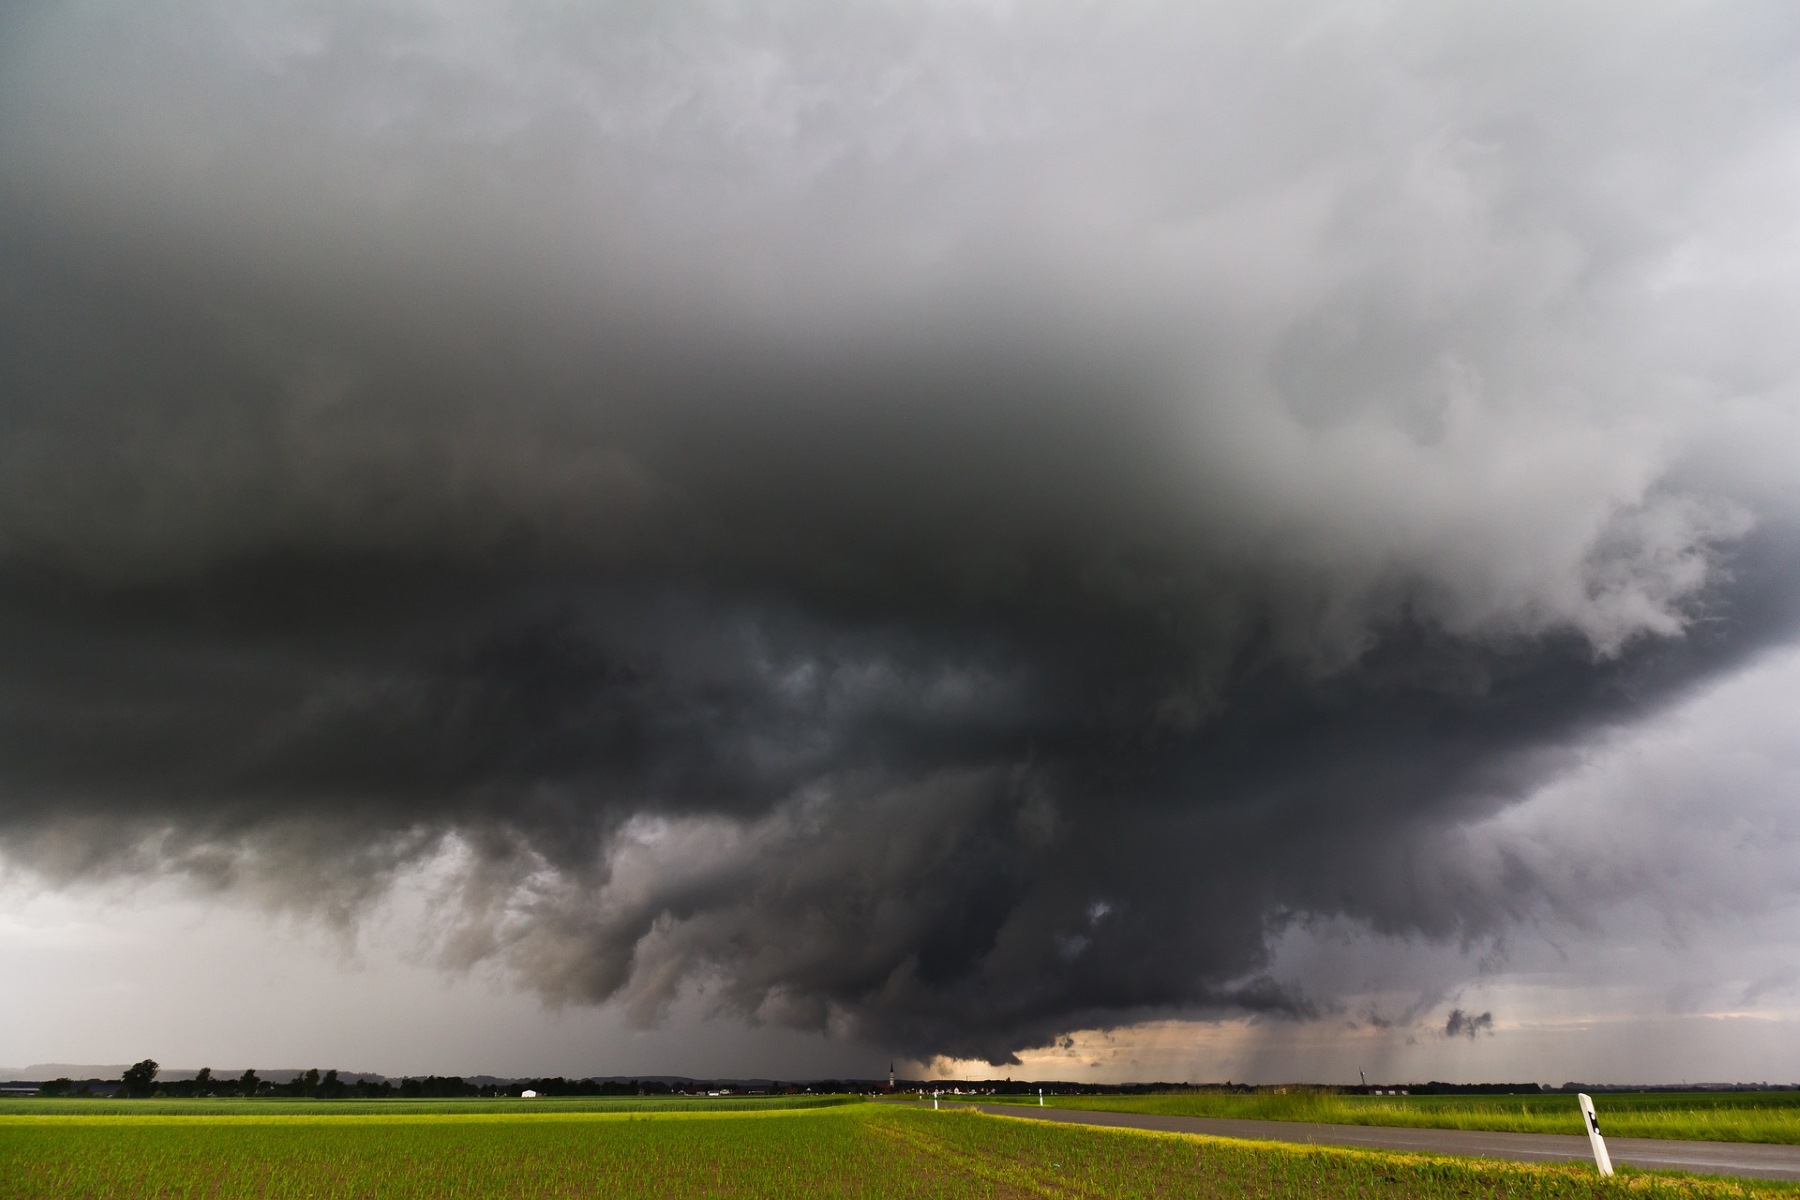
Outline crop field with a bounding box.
[3,1099,1796,1199]
[1004,1090,1800,1144]
[0,1094,857,1117]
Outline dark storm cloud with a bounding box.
[3,1,1800,1062]
[1444,1009,1493,1040]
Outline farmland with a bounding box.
[0,1093,856,1118]
[995,1090,1800,1144]
[3,1098,1796,1198]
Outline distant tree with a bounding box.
[121,1060,159,1098]
[300,1068,321,1098]
[239,1069,259,1097]
[193,1067,213,1096]
[320,1069,343,1099]
[40,1078,73,1097]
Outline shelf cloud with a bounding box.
[3,0,1799,1063]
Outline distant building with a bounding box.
[520,1090,538,1098]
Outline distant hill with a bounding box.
[0,1065,130,1082]
[0,1065,382,1084]
[0,1066,843,1086]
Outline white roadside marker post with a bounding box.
[1577,1093,1614,1177]
[933,1090,940,1111]
[1039,1087,1044,1107]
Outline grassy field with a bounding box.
[992,1090,1800,1144]
[0,1093,856,1117]
[2,1099,1795,1198]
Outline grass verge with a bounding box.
[966,1090,1800,1144]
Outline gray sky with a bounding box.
[3,0,1800,1081]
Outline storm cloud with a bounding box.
[3,1,1800,1063]
[1444,1009,1494,1041]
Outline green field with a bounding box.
[0,1093,856,1117]
[991,1090,1800,1144]
[2,1099,1794,1198]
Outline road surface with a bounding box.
[899,1101,1800,1182]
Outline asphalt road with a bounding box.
[903,1101,1800,1182]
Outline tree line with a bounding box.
[37,1061,821,1099]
